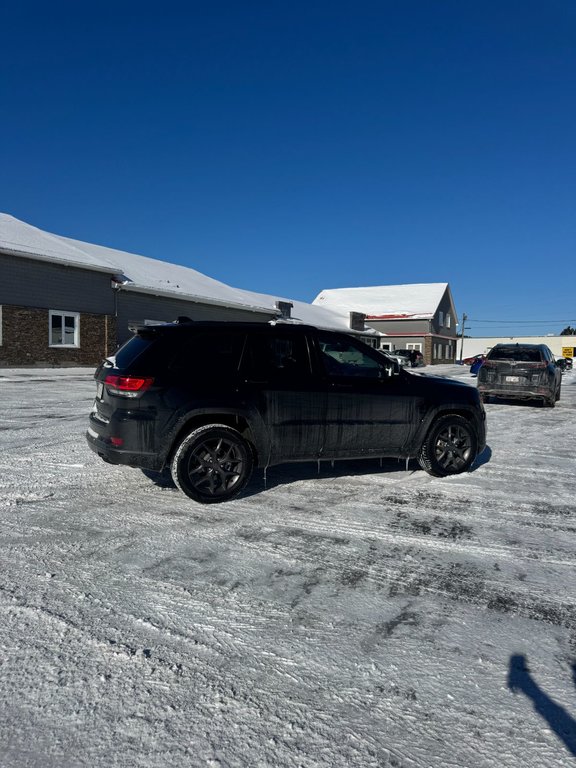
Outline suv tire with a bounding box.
[418,414,478,477]
[171,424,253,504]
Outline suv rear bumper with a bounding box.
[86,410,164,470]
[86,428,163,469]
[478,385,553,401]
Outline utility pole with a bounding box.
[459,313,467,363]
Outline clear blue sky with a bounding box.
[1,1,575,337]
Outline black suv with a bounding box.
[87,321,487,503]
[477,343,562,406]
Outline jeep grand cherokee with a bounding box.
[87,320,487,503]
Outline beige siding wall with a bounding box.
[460,336,576,360]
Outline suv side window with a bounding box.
[243,331,311,381]
[170,330,246,376]
[317,332,390,379]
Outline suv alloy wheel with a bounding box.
[171,424,254,503]
[418,415,478,477]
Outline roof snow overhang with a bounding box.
[116,281,278,315]
[366,313,433,321]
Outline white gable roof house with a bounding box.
[314,283,459,365]
[0,213,377,367]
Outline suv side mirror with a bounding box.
[381,362,399,378]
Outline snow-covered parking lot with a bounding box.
[1,364,576,768]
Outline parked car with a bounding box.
[87,320,487,503]
[393,349,425,367]
[477,343,562,407]
[565,357,573,370]
[469,355,486,376]
[463,353,486,366]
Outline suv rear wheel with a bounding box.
[171,424,253,503]
[418,415,477,477]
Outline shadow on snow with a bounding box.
[508,654,576,757]
[141,446,492,499]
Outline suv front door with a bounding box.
[314,331,417,458]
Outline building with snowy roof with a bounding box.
[0,213,378,367]
[314,283,458,365]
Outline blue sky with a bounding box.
[1,1,575,337]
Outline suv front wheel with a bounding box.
[418,415,478,477]
[171,424,254,503]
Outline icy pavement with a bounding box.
[0,365,575,767]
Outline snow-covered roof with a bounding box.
[0,213,375,335]
[0,212,118,274]
[314,283,451,320]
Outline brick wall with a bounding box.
[424,336,433,365]
[0,305,116,367]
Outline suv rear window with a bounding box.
[114,335,159,370]
[486,346,542,362]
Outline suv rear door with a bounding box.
[240,327,326,462]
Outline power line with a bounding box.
[466,317,576,325]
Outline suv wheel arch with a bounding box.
[418,414,478,477]
[171,424,254,503]
[165,413,259,467]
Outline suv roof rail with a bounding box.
[127,317,194,333]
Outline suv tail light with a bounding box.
[104,374,154,398]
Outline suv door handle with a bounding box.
[330,381,354,390]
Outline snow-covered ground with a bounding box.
[1,364,575,768]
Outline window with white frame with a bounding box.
[446,313,451,328]
[380,342,391,351]
[438,311,444,327]
[49,310,80,347]
[406,342,422,351]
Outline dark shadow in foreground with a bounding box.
[507,654,576,757]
